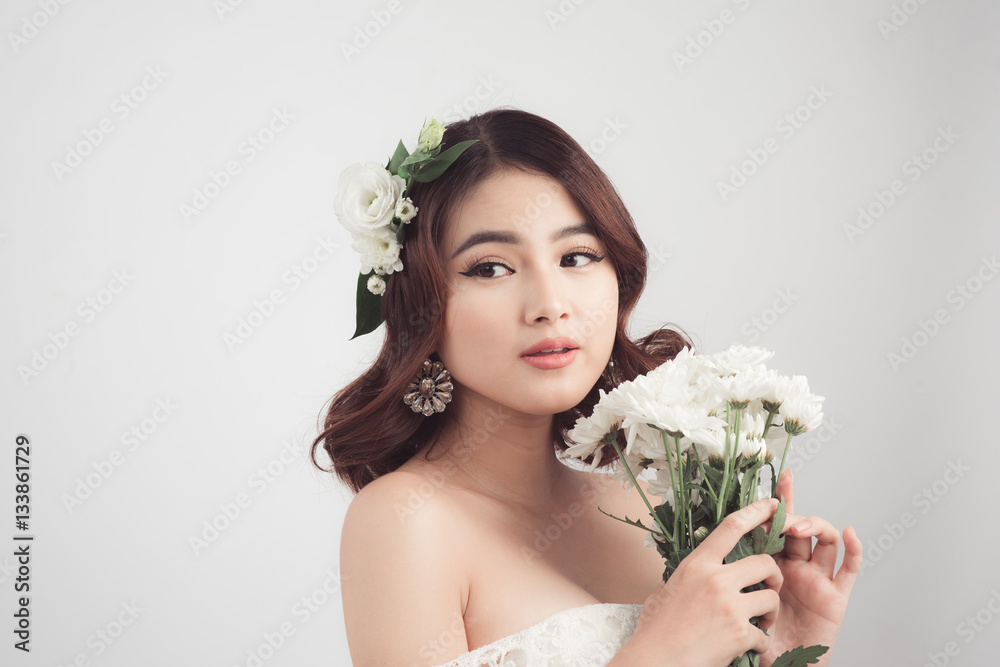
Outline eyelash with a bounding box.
[458,246,606,279]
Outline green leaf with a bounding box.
[701,464,724,494]
[411,139,479,182]
[724,534,754,564]
[769,644,829,667]
[386,140,409,175]
[400,150,432,168]
[767,462,778,498]
[398,163,410,180]
[596,507,656,534]
[662,547,692,582]
[350,271,384,340]
[690,503,713,526]
[395,221,406,245]
[754,497,787,555]
[653,501,676,537]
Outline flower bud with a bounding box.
[367,274,386,296]
[417,117,445,152]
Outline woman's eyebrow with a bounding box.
[449,223,594,260]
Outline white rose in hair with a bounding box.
[334,161,406,235]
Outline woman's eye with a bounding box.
[562,252,603,268]
[460,262,513,279]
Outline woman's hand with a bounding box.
[621,498,785,667]
[759,470,862,667]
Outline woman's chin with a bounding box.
[500,392,595,418]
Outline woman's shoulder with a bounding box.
[343,463,472,540]
[340,466,476,665]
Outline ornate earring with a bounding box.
[403,358,453,416]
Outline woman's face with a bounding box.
[436,169,619,418]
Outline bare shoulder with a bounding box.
[340,468,473,666]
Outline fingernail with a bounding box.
[793,520,812,533]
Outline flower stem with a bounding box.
[732,407,743,476]
[675,436,687,548]
[693,447,719,506]
[716,403,737,524]
[660,431,680,543]
[610,437,672,543]
[762,410,776,438]
[776,432,794,487]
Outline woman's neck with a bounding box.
[421,389,574,510]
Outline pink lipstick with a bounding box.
[520,337,580,370]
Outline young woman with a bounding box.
[314,108,861,666]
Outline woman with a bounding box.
[314,108,861,666]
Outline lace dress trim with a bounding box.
[435,602,643,667]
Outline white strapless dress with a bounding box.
[435,602,643,667]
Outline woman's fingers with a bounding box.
[834,525,863,596]
[742,587,781,631]
[784,515,842,577]
[776,510,812,562]
[699,498,779,561]
[732,553,783,593]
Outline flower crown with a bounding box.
[333,118,478,339]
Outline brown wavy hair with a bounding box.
[311,107,693,493]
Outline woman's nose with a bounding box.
[524,267,571,324]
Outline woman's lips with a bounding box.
[520,338,580,369]
[520,348,579,369]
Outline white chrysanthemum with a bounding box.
[696,426,766,462]
[707,344,775,376]
[646,348,700,388]
[333,162,406,235]
[351,227,404,275]
[740,410,766,439]
[784,375,814,400]
[601,374,723,460]
[609,449,647,492]
[565,398,621,471]
[690,428,727,460]
[760,369,792,410]
[780,392,825,436]
[607,369,729,460]
[645,466,676,498]
[395,196,417,223]
[735,431,768,459]
[714,365,774,406]
[621,421,669,461]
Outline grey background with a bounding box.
[2,0,998,665]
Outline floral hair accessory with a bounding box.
[333,118,478,339]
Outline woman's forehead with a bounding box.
[444,170,586,249]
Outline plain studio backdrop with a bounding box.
[2,1,998,665]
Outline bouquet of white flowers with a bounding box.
[565,344,827,667]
